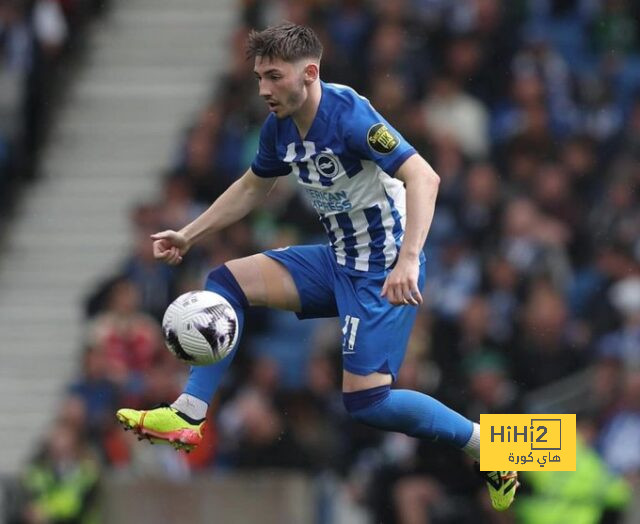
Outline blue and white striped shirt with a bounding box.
[251,82,416,274]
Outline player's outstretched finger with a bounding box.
[150,230,173,240]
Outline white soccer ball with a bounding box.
[162,290,239,366]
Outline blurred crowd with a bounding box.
[0,0,107,221]
[7,0,640,522]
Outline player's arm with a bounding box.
[152,169,277,265]
[381,153,440,306]
[394,153,440,265]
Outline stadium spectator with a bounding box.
[87,277,163,382]
[18,421,100,524]
[597,368,640,481]
[423,75,490,159]
[514,281,586,389]
[68,346,120,440]
[516,423,631,524]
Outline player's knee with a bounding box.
[342,384,391,421]
[205,265,249,310]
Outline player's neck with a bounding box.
[292,80,322,140]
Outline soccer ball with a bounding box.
[162,291,239,366]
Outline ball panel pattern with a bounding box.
[161,291,238,366]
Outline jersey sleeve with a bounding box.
[344,98,416,176]
[250,115,291,178]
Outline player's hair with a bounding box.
[247,22,323,62]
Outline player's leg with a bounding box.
[336,267,518,510]
[117,246,337,450]
[342,370,479,450]
[116,253,303,449]
[178,253,301,409]
[337,264,476,449]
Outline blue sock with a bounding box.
[343,385,473,448]
[183,265,247,404]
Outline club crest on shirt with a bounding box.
[314,153,340,178]
[367,123,399,155]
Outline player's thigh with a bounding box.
[263,245,338,319]
[339,264,426,391]
[340,303,419,386]
[226,254,301,311]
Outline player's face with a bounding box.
[253,56,307,118]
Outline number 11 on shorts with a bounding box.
[342,315,360,354]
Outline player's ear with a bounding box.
[303,62,319,84]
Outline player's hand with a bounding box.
[380,256,422,306]
[150,230,190,265]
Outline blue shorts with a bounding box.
[264,245,426,379]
